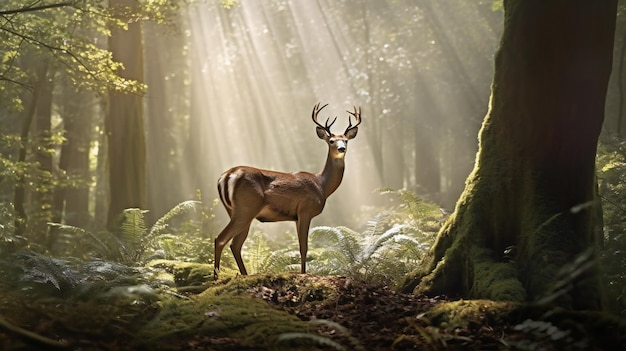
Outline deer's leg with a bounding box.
[296,217,312,274]
[214,221,234,279]
[214,215,253,279]
[230,223,251,275]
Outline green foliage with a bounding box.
[0,0,187,246]
[0,250,163,300]
[242,229,274,274]
[0,199,222,303]
[220,0,238,10]
[305,223,431,286]
[1,1,139,105]
[46,200,210,264]
[0,0,186,105]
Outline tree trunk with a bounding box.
[413,75,442,198]
[52,84,93,228]
[403,0,617,311]
[13,81,40,236]
[106,0,146,227]
[13,60,49,236]
[617,26,626,137]
[32,60,54,236]
[144,21,184,223]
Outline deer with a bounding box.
[214,102,362,279]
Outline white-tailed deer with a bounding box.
[214,103,361,278]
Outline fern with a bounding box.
[303,189,442,285]
[0,250,169,299]
[13,251,78,291]
[309,226,359,275]
[117,208,148,262]
[148,200,202,238]
[48,222,109,257]
[142,200,205,263]
[259,248,301,273]
[44,200,211,265]
[242,230,273,274]
[537,249,595,306]
[360,224,412,262]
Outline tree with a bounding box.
[51,80,95,228]
[403,0,618,310]
[1,0,147,237]
[106,0,147,227]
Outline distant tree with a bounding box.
[106,0,147,227]
[403,0,617,310]
[144,19,189,222]
[52,80,95,229]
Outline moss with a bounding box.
[135,273,349,350]
[426,299,517,328]
[470,248,526,302]
[205,273,341,308]
[136,278,311,350]
[206,274,295,296]
[147,259,215,287]
[411,222,472,297]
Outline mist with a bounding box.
[143,1,502,233]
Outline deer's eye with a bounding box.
[329,140,335,144]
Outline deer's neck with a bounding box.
[318,154,345,198]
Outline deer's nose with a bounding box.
[338,146,346,153]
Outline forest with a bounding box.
[1,0,626,350]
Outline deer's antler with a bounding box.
[312,102,336,135]
[345,106,362,135]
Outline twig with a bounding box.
[0,2,74,16]
[0,315,71,350]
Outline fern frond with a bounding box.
[360,224,412,262]
[12,251,78,291]
[47,222,116,258]
[362,211,392,237]
[118,208,148,262]
[312,226,363,267]
[148,200,201,238]
[260,249,300,273]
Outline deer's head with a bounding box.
[312,103,361,159]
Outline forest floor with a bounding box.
[1,273,625,350]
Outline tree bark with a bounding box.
[106,0,146,227]
[403,0,617,310]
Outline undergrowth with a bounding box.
[246,189,444,287]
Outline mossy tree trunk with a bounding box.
[403,0,617,310]
[106,0,146,227]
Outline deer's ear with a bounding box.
[345,127,358,140]
[316,127,329,140]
